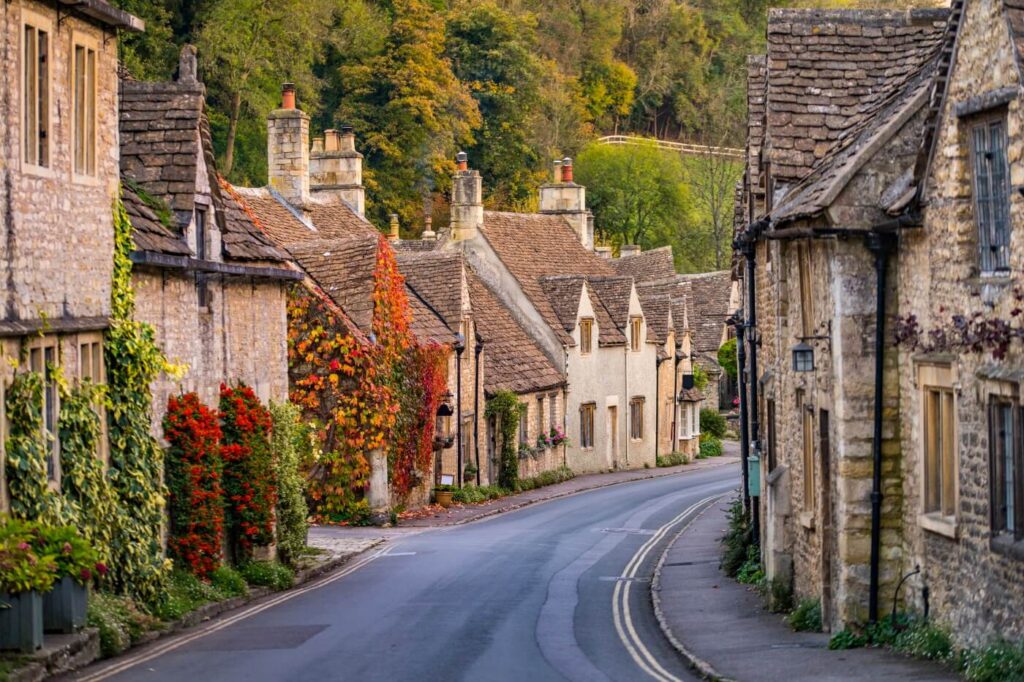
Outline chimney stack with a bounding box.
[422,216,436,240]
[267,83,310,205]
[595,245,612,259]
[450,151,483,242]
[310,124,365,216]
[539,155,592,249]
[620,244,641,258]
[388,214,400,242]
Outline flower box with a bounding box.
[43,577,87,634]
[0,591,44,652]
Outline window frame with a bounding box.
[968,114,1012,274]
[918,363,959,538]
[71,30,99,180]
[630,396,644,441]
[518,404,528,447]
[21,9,53,173]
[26,336,60,487]
[579,318,593,355]
[797,243,814,337]
[630,317,642,352]
[989,394,1024,542]
[580,402,595,449]
[77,332,108,464]
[798,389,815,515]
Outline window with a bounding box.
[549,393,557,434]
[519,405,528,446]
[536,395,545,441]
[28,339,59,482]
[23,17,50,168]
[630,397,644,440]
[799,390,814,511]
[78,335,108,463]
[990,397,1023,539]
[767,399,777,472]
[797,244,813,337]
[580,318,593,355]
[970,117,1011,273]
[630,317,642,352]
[72,38,97,176]
[920,364,956,520]
[580,403,595,449]
[196,207,209,307]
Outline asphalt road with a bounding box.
[76,465,739,682]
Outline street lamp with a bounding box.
[792,342,815,372]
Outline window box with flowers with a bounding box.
[0,518,58,652]
[537,427,570,450]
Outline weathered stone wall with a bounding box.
[133,270,289,434]
[896,0,1024,648]
[436,320,487,487]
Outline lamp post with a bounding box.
[474,334,483,486]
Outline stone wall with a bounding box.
[895,0,1024,648]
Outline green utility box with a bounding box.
[747,452,761,497]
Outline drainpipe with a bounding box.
[474,333,483,486]
[656,354,667,459]
[743,239,761,546]
[455,334,465,487]
[623,343,629,467]
[672,347,681,447]
[866,231,895,624]
[734,316,750,514]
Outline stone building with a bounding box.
[737,1,1024,646]
[119,48,300,424]
[0,0,143,510]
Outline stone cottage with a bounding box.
[0,0,143,509]
[119,48,300,423]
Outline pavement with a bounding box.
[68,462,741,681]
[653,499,961,681]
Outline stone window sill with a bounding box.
[918,512,957,540]
[72,173,102,187]
[22,163,56,180]
[991,534,1024,561]
[799,511,815,530]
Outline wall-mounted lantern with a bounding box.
[434,392,455,450]
[792,342,815,372]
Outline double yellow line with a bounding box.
[612,493,722,682]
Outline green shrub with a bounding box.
[893,621,953,661]
[765,576,793,613]
[656,452,689,467]
[717,338,738,379]
[239,560,295,591]
[957,640,1024,682]
[209,566,248,598]
[700,409,727,439]
[735,546,763,585]
[699,435,723,458]
[150,569,224,621]
[720,497,752,577]
[452,485,509,504]
[270,401,310,567]
[87,592,162,658]
[517,466,574,491]
[787,598,822,632]
[829,628,868,650]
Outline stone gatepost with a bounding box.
[367,448,391,525]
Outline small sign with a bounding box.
[439,474,455,486]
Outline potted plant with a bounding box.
[37,526,103,634]
[0,518,57,652]
[462,463,478,483]
[434,484,455,508]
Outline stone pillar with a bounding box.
[267,83,310,206]
[310,126,366,216]
[450,151,483,241]
[539,157,592,249]
[367,448,391,525]
[388,214,400,242]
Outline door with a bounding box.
[608,406,619,468]
[487,415,497,485]
[819,408,833,630]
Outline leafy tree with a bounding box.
[111,0,178,79]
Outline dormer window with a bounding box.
[630,317,642,352]
[969,117,1011,274]
[580,318,593,354]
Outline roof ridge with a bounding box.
[769,7,949,25]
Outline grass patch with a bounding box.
[516,466,574,491]
[210,566,249,598]
[452,485,509,504]
[787,598,822,632]
[239,561,295,590]
[656,452,690,467]
[957,639,1024,681]
[829,613,952,662]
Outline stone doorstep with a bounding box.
[7,542,383,682]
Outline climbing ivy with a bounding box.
[485,390,523,490]
[104,194,171,601]
[4,371,65,523]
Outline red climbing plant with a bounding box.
[163,392,223,579]
[219,383,277,560]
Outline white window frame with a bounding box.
[71,30,100,180]
[20,8,54,175]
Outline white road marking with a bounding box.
[612,493,722,682]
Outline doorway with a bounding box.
[608,405,619,468]
[819,408,833,630]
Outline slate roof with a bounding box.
[609,247,676,283]
[763,8,948,184]
[286,236,379,334]
[232,188,373,248]
[395,251,464,330]
[636,276,693,349]
[638,294,672,350]
[676,271,732,353]
[121,183,190,256]
[406,287,456,345]
[479,210,615,346]
[539,276,625,346]
[586,277,634,330]
[216,178,288,261]
[467,272,564,395]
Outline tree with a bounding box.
[576,141,696,250]
[111,0,179,79]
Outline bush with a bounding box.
[958,640,1024,682]
[720,497,752,577]
[700,408,727,439]
[452,485,508,504]
[894,621,953,661]
[150,569,225,621]
[735,545,763,585]
[239,560,295,591]
[88,592,162,658]
[656,452,689,467]
[787,598,822,632]
[270,401,310,567]
[699,435,723,458]
[517,466,574,491]
[209,566,248,598]
[829,628,868,650]
[717,338,738,379]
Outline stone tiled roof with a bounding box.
[639,294,672,349]
[637,277,691,348]
[467,271,564,395]
[764,8,948,184]
[406,287,456,345]
[747,55,767,201]
[538,276,624,346]
[479,210,615,345]
[306,202,378,239]
[586,277,634,329]
[677,271,732,353]
[121,182,190,256]
[609,246,676,282]
[395,251,464,330]
[393,240,442,253]
[1005,2,1024,67]
[216,178,289,262]
[232,188,372,248]
[287,236,379,334]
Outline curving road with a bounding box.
[72,465,739,682]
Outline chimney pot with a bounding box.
[340,126,356,152]
[423,216,436,240]
[281,83,296,110]
[561,157,573,183]
[620,244,641,258]
[552,159,563,183]
[389,214,400,242]
[324,129,340,152]
[456,151,468,172]
[312,136,324,154]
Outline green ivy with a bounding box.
[59,380,118,564]
[269,401,310,566]
[5,371,65,523]
[692,363,709,391]
[717,338,738,379]
[485,391,523,490]
[104,193,170,601]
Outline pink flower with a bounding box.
[80,568,92,582]
[17,542,30,551]
[95,562,109,577]
[62,542,73,555]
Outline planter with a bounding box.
[435,490,453,508]
[0,591,44,652]
[43,577,88,634]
